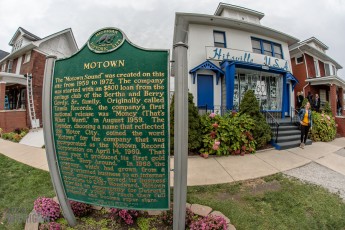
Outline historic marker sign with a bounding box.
[50,28,169,210]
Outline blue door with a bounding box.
[197,75,214,110]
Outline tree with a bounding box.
[170,92,202,154]
[239,90,272,149]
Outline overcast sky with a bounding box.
[1,0,344,76]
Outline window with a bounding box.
[7,60,13,73]
[12,38,23,52]
[24,51,31,63]
[314,59,320,77]
[1,63,6,72]
[332,65,336,76]
[213,31,226,48]
[251,38,283,59]
[324,63,330,76]
[296,56,304,64]
[251,39,261,54]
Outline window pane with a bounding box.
[214,32,225,43]
[251,39,261,49]
[274,45,282,54]
[275,53,283,59]
[214,42,225,48]
[253,48,261,54]
[296,56,304,63]
[264,51,273,56]
[263,42,272,51]
[325,64,330,76]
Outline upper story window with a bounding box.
[324,63,330,76]
[213,31,226,48]
[296,55,304,64]
[251,38,284,59]
[24,51,31,63]
[1,63,6,72]
[314,58,320,77]
[7,60,13,73]
[12,38,23,52]
[332,65,336,76]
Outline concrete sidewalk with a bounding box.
[1,138,345,186]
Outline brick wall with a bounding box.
[291,57,307,106]
[336,117,345,137]
[0,83,5,110]
[305,54,316,78]
[0,110,27,132]
[319,60,325,77]
[20,50,46,128]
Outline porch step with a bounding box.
[278,129,300,137]
[272,139,312,150]
[277,134,300,143]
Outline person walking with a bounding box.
[298,102,312,149]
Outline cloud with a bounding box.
[0,0,344,76]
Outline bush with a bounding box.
[239,90,272,149]
[109,208,139,225]
[1,127,29,142]
[301,97,309,108]
[69,200,92,217]
[200,112,256,156]
[34,197,60,221]
[323,101,332,115]
[189,215,228,230]
[170,92,202,154]
[310,112,336,142]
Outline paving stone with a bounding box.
[147,210,163,216]
[24,210,40,230]
[227,224,236,230]
[186,203,192,209]
[52,196,59,204]
[191,204,212,217]
[210,210,230,224]
[91,205,103,210]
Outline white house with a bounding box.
[173,3,299,118]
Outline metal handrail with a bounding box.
[291,107,301,126]
[263,110,280,143]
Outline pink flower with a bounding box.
[212,123,219,128]
[212,144,219,150]
[326,115,330,120]
[215,140,220,146]
[336,124,339,127]
[209,113,216,118]
[321,113,324,117]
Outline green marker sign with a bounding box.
[51,28,169,210]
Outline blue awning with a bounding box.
[189,60,224,85]
[286,73,299,90]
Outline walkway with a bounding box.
[1,138,345,186]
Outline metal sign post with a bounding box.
[173,42,188,230]
[42,55,77,226]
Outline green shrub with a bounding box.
[239,90,272,149]
[170,93,202,154]
[323,101,332,115]
[310,112,336,142]
[301,98,309,108]
[200,112,256,156]
[1,128,29,142]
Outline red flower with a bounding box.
[212,123,219,128]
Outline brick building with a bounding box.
[0,27,78,132]
[289,37,344,114]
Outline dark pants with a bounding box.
[301,125,310,143]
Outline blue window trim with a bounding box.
[214,31,227,48]
[251,37,284,59]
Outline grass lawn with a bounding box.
[187,174,345,230]
[0,154,55,230]
[1,154,345,230]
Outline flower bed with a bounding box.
[1,127,29,142]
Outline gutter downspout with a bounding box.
[298,46,309,97]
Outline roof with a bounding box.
[306,75,345,88]
[9,27,41,46]
[289,43,342,69]
[214,2,265,20]
[0,50,9,60]
[300,37,328,50]
[173,12,299,46]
